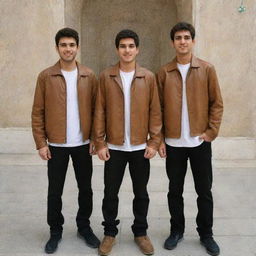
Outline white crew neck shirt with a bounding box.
[108,70,146,151]
[49,68,89,147]
[165,63,203,148]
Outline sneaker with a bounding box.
[98,236,116,256]
[200,237,220,256]
[164,233,183,250]
[44,232,62,254]
[77,227,100,248]
[134,236,154,255]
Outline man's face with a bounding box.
[56,37,79,63]
[172,30,195,56]
[116,38,139,64]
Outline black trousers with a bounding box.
[47,144,93,233]
[102,149,150,237]
[166,142,213,238]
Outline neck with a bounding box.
[119,61,136,72]
[176,53,192,65]
[59,59,77,71]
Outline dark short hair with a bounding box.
[55,27,79,46]
[115,29,139,48]
[170,22,195,41]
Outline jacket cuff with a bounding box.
[205,128,218,141]
[95,141,107,151]
[36,140,48,150]
[147,140,161,151]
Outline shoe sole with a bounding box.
[98,240,116,256]
[134,240,154,255]
[200,241,220,256]
[164,237,183,250]
[98,249,110,256]
[44,238,62,254]
[77,232,100,248]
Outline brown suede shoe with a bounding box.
[98,236,116,256]
[134,236,154,255]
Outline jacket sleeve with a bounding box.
[93,72,107,150]
[156,69,166,142]
[147,74,162,150]
[89,72,99,141]
[31,73,47,150]
[205,65,224,140]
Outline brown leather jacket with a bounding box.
[31,61,97,149]
[157,55,223,140]
[93,62,162,151]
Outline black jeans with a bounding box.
[102,149,150,237]
[47,144,93,233]
[166,142,213,238]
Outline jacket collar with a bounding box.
[49,61,90,77]
[109,62,146,78]
[108,62,145,91]
[166,54,200,72]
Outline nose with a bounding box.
[180,37,186,44]
[66,45,71,51]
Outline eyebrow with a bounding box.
[59,42,77,45]
[119,43,136,46]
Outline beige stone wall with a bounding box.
[80,0,177,74]
[0,0,64,127]
[193,0,256,137]
[0,0,255,140]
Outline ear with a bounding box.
[136,47,139,55]
[170,40,174,48]
[115,47,119,55]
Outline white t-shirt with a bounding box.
[49,68,89,147]
[108,70,146,151]
[165,63,203,148]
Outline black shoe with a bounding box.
[78,228,100,248]
[44,232,62,254]
[164,233,183,250]
[200,237,220,256]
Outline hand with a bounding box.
[89,141,97,155]
[97,147,110,161]
[144,146,156,159]
[38,146,51,160]
[199,133,213,142]
[158,142,166,158]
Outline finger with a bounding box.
[42,154,48,160]
[39,154,45,160]
[105,151,110,161]
[162,148,167,157]
[47,149,51,159]
[144,151,151,159]
[144,149,149,158]
[89,144,93,154]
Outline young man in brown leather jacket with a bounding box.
[157,22,223,256]
[94,29,162,256]
[31,28,100,254]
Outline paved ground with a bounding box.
[0,154,255,256]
